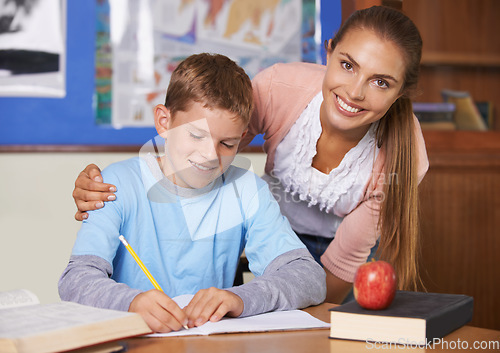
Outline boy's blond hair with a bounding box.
[164,53,253,126]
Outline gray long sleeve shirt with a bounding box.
[59,248,326,317]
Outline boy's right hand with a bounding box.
[129,290,188,333]
[73,164,116,221]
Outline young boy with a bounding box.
[58,53,326,333]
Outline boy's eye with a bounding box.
[221,142,235,149]
[190,132,203,139]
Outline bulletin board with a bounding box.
[0,1,340,152]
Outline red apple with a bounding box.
[353,260,396,310]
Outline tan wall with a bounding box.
[0,152,266,304]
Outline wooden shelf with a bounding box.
[421,52,500,67]
[423,131,500,169]
[423,130,500,152]
[404,0,500,131]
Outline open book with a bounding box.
[149,294,330,337]
[0,289,152,353]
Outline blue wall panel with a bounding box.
[0,1,340,147]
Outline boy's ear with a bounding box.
[154,104,171,137]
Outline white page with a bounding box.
[171,294,194,309]
[0,301,139,338]
[148,294,330,337]
[0,289,39,309]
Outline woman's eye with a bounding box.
[341,61,353,71]
[375,79,389,88]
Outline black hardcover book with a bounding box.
[329,291,473,345]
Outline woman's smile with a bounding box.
[336,95,364,114]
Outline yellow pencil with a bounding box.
[119,235,188,330]
[119,235,163,291]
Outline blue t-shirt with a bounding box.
[72,155,305,297]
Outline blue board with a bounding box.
[0,0,340,148]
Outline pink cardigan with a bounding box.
[240,62,429,283]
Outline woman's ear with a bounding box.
[325,39,333,63]
[154,104,170,137]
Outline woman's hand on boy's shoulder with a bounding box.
[129,289,188,333]
[183,287,244,328]
[73,163,117,221]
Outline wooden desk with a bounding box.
[121,303,500,353]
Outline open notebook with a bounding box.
[148,294,330,337]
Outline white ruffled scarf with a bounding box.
[274,92,379,216]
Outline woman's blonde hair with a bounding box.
[327,6,423,290]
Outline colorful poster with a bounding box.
[94,0,319,127]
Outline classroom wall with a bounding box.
[0,0,341,303]
[0,153,266,303]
